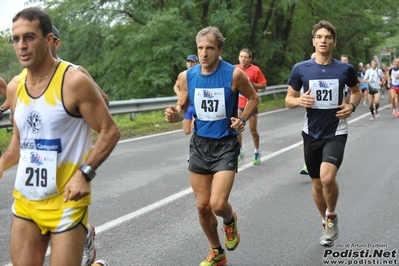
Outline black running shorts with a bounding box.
[188,133,240,175]
[302,131,347,178]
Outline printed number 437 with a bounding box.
[201,99,219,112]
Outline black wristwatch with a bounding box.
[349,103,356,113]
[79,164,96,181]
[239,117,246,126]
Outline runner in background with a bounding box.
[235,48,267,165]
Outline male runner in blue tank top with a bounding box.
[165,26,259,266]
[285,20,362,247]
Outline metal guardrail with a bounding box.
[0,84,288,128]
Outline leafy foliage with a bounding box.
[1,0,399,99]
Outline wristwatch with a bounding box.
[349,103,356,113]
[239,117,247,126]
[0,107,4,113]
[79,164,96,181]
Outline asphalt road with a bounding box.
[0,97,398,266]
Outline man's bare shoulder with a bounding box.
[63,66,92,91]
[7,75,22,90]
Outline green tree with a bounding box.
[2,0,399,99]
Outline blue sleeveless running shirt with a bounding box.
[287,58,358,139]
[186,60,238,139]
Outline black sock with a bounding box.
[376,103,380,110]
[369,106,374,115]
[213,245,224,254]
[224,215,235,225]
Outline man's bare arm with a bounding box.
[234,68,259,121]
[0,76,22,177]
[78,66,110,106]
[285,86,315,109]
[165,71,189,123]
[173,72,183,96]
[0,77,7,98]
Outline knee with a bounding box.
[313,181,323,194]
[320,175,336,188]
[250,129,258,137]
[196,202,213,218]
[210,198,227,215]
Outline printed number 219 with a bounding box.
[316,90,332,101]
[25,167,47,187]
[201,100,219,112]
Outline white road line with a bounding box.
[2,105,385,266]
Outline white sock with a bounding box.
[326,210,337,217]
[254,149,259,153]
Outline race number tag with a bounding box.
[309,79,339,109]
[370,75,379,88]
[15,149,58,200]
[392,72,399,86]
[194,88,226,121]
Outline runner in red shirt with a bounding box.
[235,48,267,165]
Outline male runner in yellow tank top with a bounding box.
[0,7,120,266]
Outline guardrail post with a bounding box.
[130,113,136,121]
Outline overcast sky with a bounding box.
[0,0,38,32]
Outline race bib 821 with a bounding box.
[309,79,339,109]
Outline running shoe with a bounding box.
[237,153,244,163]
[392,110,397,116]
[320,214,338,246]
[92,260,109,266]
[375,110,380,118]
[223,211,240,251]
[253,152,261,165]
[82,224,97,266]
[200,248,227,266]
[370,115,375,121]
[299,164,309,175]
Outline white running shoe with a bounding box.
[375,110,380,118]
[92,260,109,266]
[320,214,338,246]
[82,224,97,266]
[370,115,375,121]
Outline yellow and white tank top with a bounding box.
[13,61,93,209]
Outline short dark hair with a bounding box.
[196,26,225,49]
[240,48,252,58]
[13,7,52,38]
[312,20,337,41]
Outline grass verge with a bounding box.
[0,93,286,151]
